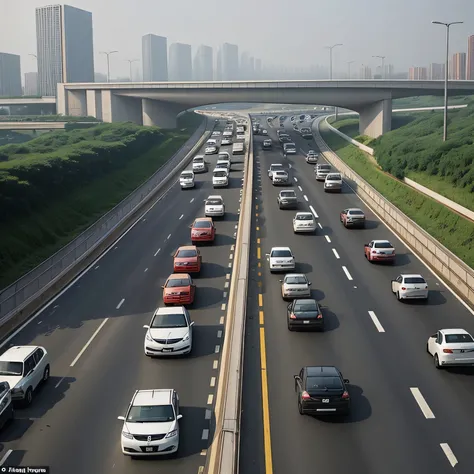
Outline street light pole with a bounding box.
[125,59,139,82]
[432,20,463,141]
[372,55,386,78]
[100,50,118,82]
[347,60,355,79]
[325,43,343,80]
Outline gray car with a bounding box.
[272,170,290,186]
[277,190,298,209]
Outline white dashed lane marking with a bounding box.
[298,185,303,192]
[116,299,125,309]
[190,198,194,203]
[440,443,458,468]
[318,223,323,229]
[368,311,385,333]
[309,205,318,218]
[410,387,435,419]
[294,177,298,182]
[207,394,214,405]
[154,248,161,257]
[303,195,308,202]
[324,235,331,243]
[332,249,340,259]
[179,214,184,220]
[342,266,353,281]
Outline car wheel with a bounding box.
[396,292,401,301]
[434,354,441,369]
[24,387,33,406]
[43,365,50,383]
[298,399,304,415]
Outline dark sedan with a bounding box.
[287,299,324,331]
[294,366,351,416]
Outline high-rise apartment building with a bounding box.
[24,72,38,96]
[0,52,22,96]
[451,52,466,80]
[360,65,372,79]
[467,35,474,80]
[221,43,239,80]
[168,43,192,81]
[215,49,222,80]
[36,4,94,96]
[408,66,427,80]
[429,63,445,80]
[193,45,213,81]
[142,34,168,81]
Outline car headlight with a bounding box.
[146,332,153,341]
[183,332,190,341]
[122,431,134,439]
[11,387,23,394]
[165,429,178,438]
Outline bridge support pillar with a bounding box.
[101,92,143,124]
[142,99,182,128]
[358,99,392,138]
[86,90,102,120]
[66,90,87,117]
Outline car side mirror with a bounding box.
[293,375,300,381]
[143,325,150,329]
[343,379,350,384]
[279,279,283,282]
[391,280,395,283]
[117,416,125,421]
[190,321,195,326]
[177,414,183,420]
[430,334,437,338]
[161,285,165,289]
[308,282,312,286]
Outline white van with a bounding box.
[212,169,229,188]
[180,170,195,189]
[232,142,245,155]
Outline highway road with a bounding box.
[240,115,474,474]
[0,119,243,474]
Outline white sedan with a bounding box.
[427,329,474,369]
[293,212,316,233]
[205,146,218,155]
[391,274,428,301]
[221,138,232,145]
[266,247,295,273]
[205,195,225,217]
[280,274,311,300]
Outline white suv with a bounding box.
[0,345,50,405]
[118,389,182,456]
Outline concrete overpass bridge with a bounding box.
[58,80,474,137]
[0,121,100,131]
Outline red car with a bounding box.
[173,245,202,273]
[364,239,396,263]
[190,217,215,244]
[162,273,195,305]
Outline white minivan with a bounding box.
[212,169,229,188]
[180,170,195,189]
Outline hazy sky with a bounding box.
[1,0,474,78]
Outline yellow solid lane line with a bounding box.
[260,327,274,474]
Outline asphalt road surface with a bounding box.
[239,115,474,474]
[0,120,243,474]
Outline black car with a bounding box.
[294,366,351,416]
[287,298,324,331]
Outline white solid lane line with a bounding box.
[303,195,309,202]
[70,318,109,367]
[342,266,353,281]
[410,387,435,419]
[309,205,319,218]
[440,443,458,468]
[368,310,385,333]
[0,449,12,466]
[324,235,331,243]
[332,249,340,259]
[298,185,303,192]
[116,298,125,309]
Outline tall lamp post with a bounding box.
[372,55,386,78]
[432,20,463,141]
[325,43,343,80]
[347,60,355,79]
[125,59,139,82]
[100,50,118,82]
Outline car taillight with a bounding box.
[372,250,377,254]
[443,349,453,353]
[401,287,406,290]
[342,391,350,400]
[290,313,297,319]
[301,391,311,400]
[317,314,323,319]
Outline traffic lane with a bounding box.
[256,152,449,474]
[1,173,241,473]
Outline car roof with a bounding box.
[295,212,312,216]
[280,189,295,193]
[284,273,306,279]
[346,208,364,212]
[0,345,40,362]
[181,170,193,174]
[167,273,191,280]
[326,172,341,177]
[400,273,424,279]
[440,328,470,335]
[177,245,197,251]
[206,195,223,200]
[155,306,186,316]
[372,239,392,244]
[270,163,283,167]
[271,246,292,251]
[193,155,204,160]
[194,217,213,224]
[132,389,173,406]
[306,366,340,376]
[294,298,318,304]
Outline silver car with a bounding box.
[315,163,331,181]
[280,274,312,300]
[272,171,289,186]
[324,173,343,192]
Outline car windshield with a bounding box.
[264,140,271,144]
[295,301,318,312]
[194,158,204,163]
[285,276,307,284]
[281,192,295,198]
[151,313,187,328]
[166,278,191,288]
[374,242,393,249]
[274,172,287,176]
[271,250,292,257]
[176,249,197,258]
[296,214,313,220]
[285,145,296,149]
[0,361,23,376]
[404,277,426,284]
[348,210,364,215]
[218,154,229,159]
[181,173,193,179]
[306,376,343,390]
[127,404,175,422]
[445,334,474,343]
[214,171,227,177]
[327,175,341,181]
[216,164,227,168]
[318,165,331,171]
[193,221,211,228]
[206,199,223,205]
[271,165,283,171]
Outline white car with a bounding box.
[205,195,225,217]
[179,170,195,189]
[223,130,233,137]
[192,155,207,173]
[211,131,221,136]
[280,273,311,300]
[315,163,331,181]
[391,274,429,301]
[0,345,50,405]
[268,163,284,179]
[205,146,218,155]
[266,247,296,273]
[324,173,343,192]
[293,212,316,233]
[206,139,217,146]
[283,143,297,155]
[262,129,268,135]
[236,133,245,141]
[221,138,232,145]
[118,389,182,456]
[212,169,229,188]
[143,307,194,356]
[427,329,474,369]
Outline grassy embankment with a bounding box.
[392,95,474,109]
[318,116,474,269]
[0,111,203,288]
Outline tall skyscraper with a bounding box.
[429,63,445,80]
[467,35,474,80]
[36,4,94,96]
[24,72,38,96]
[169,43,192,81]
[0,52,22,96]
[408,66,428,80]
[359,65,372,79]
[215,49,222,80]
[451,52,466,80]
[193,45,213,81]
[221,43,239,80]
[142,34,168,81]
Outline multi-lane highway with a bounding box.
[240,116,474,474]
[0,120,243,474]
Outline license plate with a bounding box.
[303,321,310,324]
[146,447,155,452]
[322,399,329,403]
[162,348,173,352]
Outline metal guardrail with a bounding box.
[0,118,211,321]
